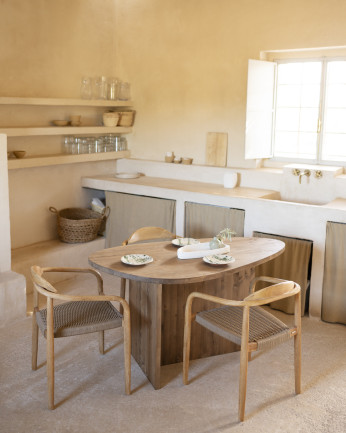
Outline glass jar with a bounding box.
[93,76,107,100]
[118,81,131,101]
[80,77,92,99]
[107,77,118,100]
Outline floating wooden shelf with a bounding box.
[7,150,131,169]
[2,97,134,169]
[0,96,133,107]
[1,126,132,137]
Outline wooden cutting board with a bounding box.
[205,132,228,166]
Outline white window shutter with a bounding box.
[245,59,276,159]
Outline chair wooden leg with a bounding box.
[294,292,302,394]
[46,298,55,410]
[32,310,39,370]
[238,307,250,422]
[183,295,193,385]
[294,330,302,394]
[99,331,105,354]
[119,278,126,315]
[122,302,131,395]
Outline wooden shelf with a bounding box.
[2,97,134,169]
[0,96,133,107]
[1,126,132,137]
[7,150,131,169]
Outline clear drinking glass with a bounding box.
[62,136,75,154]
[120,136,128,150]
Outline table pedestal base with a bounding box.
[129,267,255,389]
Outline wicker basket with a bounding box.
[118,110,136,127]
[96,206,110,235]
[49,206,105,243]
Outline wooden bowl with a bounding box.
[182,157,193,165]
[13,150,26,159]
[52,120,69,126]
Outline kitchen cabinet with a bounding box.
[184,202,245,238]
[322,221,346,325]
[105,191,176,247]
[1,97,133,169]
[253,231,313,315]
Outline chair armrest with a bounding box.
[245,281,300,306]
[186,281,300,310]
[41,267,104,294]
[249,276,289,294]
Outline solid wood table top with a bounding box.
[89,237,285,284]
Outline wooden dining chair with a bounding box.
[120,226,176,302]
[121,226,176,246]
[31,265,131,410]
[183,276,301,422]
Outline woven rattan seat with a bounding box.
[36,300,123,338]
[183,277,302,422]
[196,305,291,350]
[31,265,131,410]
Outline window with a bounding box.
[245,58,346,164]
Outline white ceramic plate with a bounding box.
[203,254,235,265]
[172,238,200,247]
[121,254,153,266]
[115,172,141,179]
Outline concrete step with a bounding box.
[11,237,106,314]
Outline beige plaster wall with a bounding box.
[2,0,346,249]
[0,0,120,248]
[114,0,346,166]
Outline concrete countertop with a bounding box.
[321,198,346,210]
[82,174,280,200]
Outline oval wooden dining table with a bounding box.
[89,237,285,389]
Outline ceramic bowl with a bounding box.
[103,112,120,127]
[182,157,193,165]
[52,120,69,126]
[13,150,26,159]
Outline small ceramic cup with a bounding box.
[165,151,174,163]
[70,115,81,126]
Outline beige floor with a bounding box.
[1,276,345,433]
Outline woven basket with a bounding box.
[96,206,110,235]
[49,206,105,243]
[118,110,136,127]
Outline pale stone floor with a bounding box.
[1,275,345,433]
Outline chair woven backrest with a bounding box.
[123,226,176,245]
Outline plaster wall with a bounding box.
[2,0,346,247]
[0,135,11,271]
[114,0,346,167]
[0,0,121,248]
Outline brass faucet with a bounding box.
[299,169,311,184]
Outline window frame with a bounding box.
[271,56,346,165]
